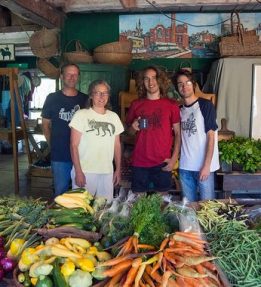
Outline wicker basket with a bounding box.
[37,58,60,79]
[219,12,261,57]
[63,40,93,64]
[94,40,132,65]
[13,267,23,287]
[29,28,59,58]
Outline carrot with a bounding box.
[175,231,204,241]
[183,277,199,287]
[176,266,208,278]
[168,278,179,287]
[107,273,122,287]
[201,261,216,271]
[195,264,205,275]
[178,255,217,266]
[137,244,155,250]
[103,259,133,277]
[117,236,133,257]
[143,271,156,287]
[161,270,172,287]
[160,236,169,250]
[99,254,131,267]
[134,264,146,287]
[176,277,187,287]
[163,250,177,265]
[151,252,163,275]
[162,256,167,273]
[145,265,162,283]
[172,235,205,252]
[133,235,139,253]
[122,265,140,287]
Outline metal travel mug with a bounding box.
[139,118,148,129]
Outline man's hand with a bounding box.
[113,169,121,186]
[75,170,86,187]
[131,117,141,132]
[162,158,175,172]
[199,165,210,181]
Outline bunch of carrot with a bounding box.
[94,231,223,287]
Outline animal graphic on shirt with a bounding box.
[87,119,115,136]
[182,112,197,137]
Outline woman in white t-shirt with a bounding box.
[70,80,124,202]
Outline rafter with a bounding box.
[0,0,65,28]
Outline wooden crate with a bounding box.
[28,166,52,178]
[29,176,53,200]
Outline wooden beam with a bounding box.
[0,0,65,28]
[0,25,41,33]
[119,0,137,9]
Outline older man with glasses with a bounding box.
[172,69,219,202]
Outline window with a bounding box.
[29,78,56,119]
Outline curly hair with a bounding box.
[172,69,196,92]
[136,66,171,99]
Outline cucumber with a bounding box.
[52,260,69,287]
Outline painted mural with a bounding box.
[119,13,261,59]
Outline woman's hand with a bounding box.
[75,170,86,187]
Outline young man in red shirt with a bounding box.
[126,66,181,192]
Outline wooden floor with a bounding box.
[0,152,54,200]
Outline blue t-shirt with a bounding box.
[41,90,87,162]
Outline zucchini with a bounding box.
[52,260,69,287]
[48,208,85,217]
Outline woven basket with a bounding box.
[219,12,261,57]
[63,40,93,64]
[29,28,59,58]
[37,58,60,79]
[94,40,132,65]
[13,267,23,287]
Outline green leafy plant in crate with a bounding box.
[219,137,261,173]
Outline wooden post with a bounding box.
[0,68,32,194]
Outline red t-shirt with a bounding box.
[126,98,180,167]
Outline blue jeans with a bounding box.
[51,161,72,197]
[179,169,215,202]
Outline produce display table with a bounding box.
[217,171,261,198]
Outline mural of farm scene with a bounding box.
[119,13,261,59]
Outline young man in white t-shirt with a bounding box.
[172,69,219,201]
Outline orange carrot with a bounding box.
[151,252,163,275]
[195,264,205,275]
[103,259,133,277]
[122,266,140,287]
[162,256,167,273]
[163,250,177,265]
[107,273,122,287]
[161,270,172,287]
[183,277,199,287]
[160,236,169,250]
[145,265,162,283]
[201,261,216,271]
[137,244,155,250]
[176,277,187,287]
[99,254,131,267]
[143,270,156,287]
[132,235,139,254]
[168,278,180,287]
[117,236,133,257]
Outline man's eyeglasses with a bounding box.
[177,80,193,88]
[93,91,110,97]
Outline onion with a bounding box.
[0,248,6,260]
[0,237,4,247]
[0,257,16,272]
[0,268,4,281]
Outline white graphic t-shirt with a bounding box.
[180,98,220,172]
[69,108,124,173]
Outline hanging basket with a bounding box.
[179,61,192,73]
[63,40,93,64]
[37,58,60,79]
[219,12,261,57]
[93,41,133,65]
[29,28,59,58]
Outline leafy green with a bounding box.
[130,194,168,247]
[219,137,261,173]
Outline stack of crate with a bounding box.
[28,166,53,200]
